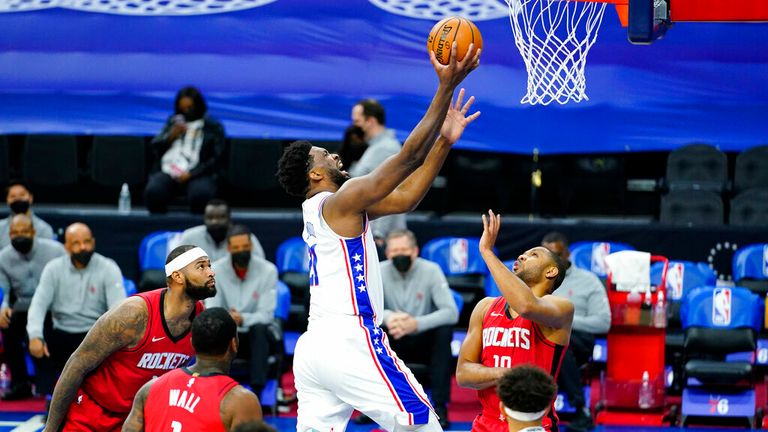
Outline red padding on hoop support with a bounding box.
[672,0,768,21]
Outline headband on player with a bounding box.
[165,247,208,276]
[503,405,548,422]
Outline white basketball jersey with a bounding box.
[301,191,384,328]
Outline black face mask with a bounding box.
[9,200,30,215]
[72,250,94,267]
[232,251,251,268]
[207,224,228,244]
[11,236,33,254]
[392,255,413,273]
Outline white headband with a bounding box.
[503,406,548,422]
[165,247,208,276]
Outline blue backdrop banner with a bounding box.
[0,0,766,154]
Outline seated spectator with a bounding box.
[144,86,226,214]
[357,229,457,428]
[497,365,558,432]
[337,125,367,173]
[0,181,55,249]
[0,214,66,400]
[26,222,125,395]
[542,232,610,432]
[179,199,264,263]
[207,225,277,397]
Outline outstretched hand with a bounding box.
[440,88,480,144]
[479,210,501,254]
[430,41,481,90]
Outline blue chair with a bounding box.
[275,236,310,329]
[138,231,181,293]
[569,241,635,279]
[650,261,716,327]
[680,286,763,427]
[451,289,464,316]
[275,280,291,323]
[483,260,516,297]
[123,278,137,296]
[733,244,768,296]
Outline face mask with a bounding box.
[72,250,94,267]
[232,251,251,268]
[11,236,33,254]
[9,200,30,215]
[392,255,412,273]
[206,224,228,244]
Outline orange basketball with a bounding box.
[427,16,483,65]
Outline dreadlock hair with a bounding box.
[276,140,313,198]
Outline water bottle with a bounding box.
[638,370,653,409]
[118,183,131,214]
[625,289,641,325]
[653,291,667,328]
[0,363,10,397]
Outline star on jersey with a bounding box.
[356,274,365,282]
[358,284,366,292]
[376,347,383,354]
[354,263,363,272]
[373,327,380,335]
[352,253,361,262]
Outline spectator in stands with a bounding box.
[26,222,125,395]
[497,365,558,432]
[542,232,610,431]
[337,125,367,174]
[356,229,457,428]
[350,99,407,246]
[207,225,278,397]
[0,181,55,249]
[144,86,226,214]
[179,199,264,263]
[0,214,66,400]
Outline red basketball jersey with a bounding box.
[472,297,567,432]
[144,367,238,432]
[79,289,204,414]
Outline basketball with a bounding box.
[427,16,483,65]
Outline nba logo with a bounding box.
[762,245,768,277]
[667,263,684,300]
[712,287,732,326]
[449,238,469,273]
[591,242,610,275]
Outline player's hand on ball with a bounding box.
[440,88,480,144]
[479,210,501,254]
[430,41,481,90]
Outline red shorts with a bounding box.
[62,389,127,432]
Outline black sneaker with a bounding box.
[1,383,33,401]
[567,409,594,432]
[353,414,374,425]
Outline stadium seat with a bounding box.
[421,237,488,326]
[138,231,182,293]
[275,280,291,324]
[23,135,79,187]
[569,241,635,279]
[660,190,724,226]
[123,278,137,296]
[680,286,763,427]
[733,244,768,296]
[90,136,146,187]
[275,236,310,330]
[664,143,728,193]
[0,136,9,185]
[730,188,768,226]
[483,259,516,297]
[734,145,768,194]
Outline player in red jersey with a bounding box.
[457,210,574,432]
[122,307,263,432]
[43,245,216,432]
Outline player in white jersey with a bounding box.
[276,42,481,432]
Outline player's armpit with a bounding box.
[456,297,504,390]
[44,298,148,432]
[221,385,263,430]
[122,380,152,432]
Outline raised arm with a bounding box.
[122,379,152,432]
[479,211,574,330]
[44,297,147,432]
[456,297,506,390]
[324,43,481,224]
[367,88,480,218]
[221,385,263,430]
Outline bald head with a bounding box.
[9,213,33,234]
[64,223,95,266]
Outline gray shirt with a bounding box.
[552,265,611,334]
[349,129,407,239]
[381,257,458,333]
[179,225,265,263]
[0,213,55,249]
[0,238,66,311]
[207,254,277,332]
[27,253,126,340]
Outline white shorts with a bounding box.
[293,317,441,432]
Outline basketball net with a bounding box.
[507,0,608,105]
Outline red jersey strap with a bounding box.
[483,296,506,323]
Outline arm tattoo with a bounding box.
[122,381,151,432]
[44,298,148,432]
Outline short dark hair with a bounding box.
[174,86,207,120]
[497,365,557,415]
[165,245,197,265]
[232,421,277,432]
[191,307,237,356]
[357,99,386,125]
[227,224,251,242]
[386,229,418,248]
[276,140,313,197]
[205,199,230,215]
[5,180,31,199]
[546,248,567,291]
[542,231,569,247]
